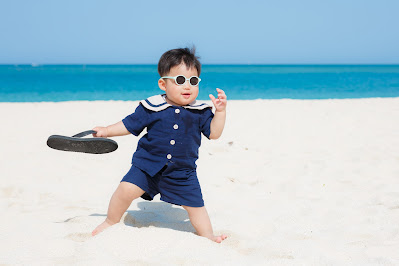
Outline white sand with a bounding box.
[1,98,399,265]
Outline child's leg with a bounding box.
[92,181,145,236]
[182,205,227,243]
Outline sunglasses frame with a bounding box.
[161,75,201,86]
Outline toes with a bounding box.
[213,234,227,243]
[91,229,99,236]
[91,225,105,236]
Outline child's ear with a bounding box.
[158,78,166,91]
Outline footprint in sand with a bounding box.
[1,186,21,198]
[60,216,87,223]
[66,232,92,242]
[123,212,158,227]
[60,215,104,242]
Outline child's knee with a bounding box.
[182,205,206,214]
[182,205,194,211]
[117,182,144,201]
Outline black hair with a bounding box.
[158,47,201,77]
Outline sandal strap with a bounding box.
[72,130,97,138]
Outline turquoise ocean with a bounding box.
[1,65,399,102]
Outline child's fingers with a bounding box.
[92,127,99,137]
[216,88,225,95]
[216,88,226,99]
[211,89,227,108]
[92,127,106,137]
[209,94,223,107]
[217,94,226,102]
[209,94,218,103]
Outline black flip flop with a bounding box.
[47,130,118,154]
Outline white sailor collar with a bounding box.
[140,94,212,112]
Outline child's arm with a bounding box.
[209,88,227,140]
[92,121,130,138]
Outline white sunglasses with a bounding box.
[161,75,201,86]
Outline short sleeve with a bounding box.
[122,103,150,136]
[200,107,214,139]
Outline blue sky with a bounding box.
[1,0,398,64]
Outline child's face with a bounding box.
[158,64,199,106]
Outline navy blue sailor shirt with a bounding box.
[122,94,214,178]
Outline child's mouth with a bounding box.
[182,93,191,99]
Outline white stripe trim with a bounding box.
[140,94,212,112]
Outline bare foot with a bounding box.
[209,234,228,243]
[92,219,116,236]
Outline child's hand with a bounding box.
[92,126,108,138]
[209,88,227,112]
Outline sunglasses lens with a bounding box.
[190,77,199,86]
[176,76,186,85]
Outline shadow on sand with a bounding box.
[83,202,194,233]
[123,201,195,233]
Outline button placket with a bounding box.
[168,124,177,159]
[168,108,180,161]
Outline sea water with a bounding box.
[1,65,398,102]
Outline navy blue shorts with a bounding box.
[121,164,204,207]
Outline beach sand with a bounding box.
[1,98,399,265]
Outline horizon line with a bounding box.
[1,63,399,66]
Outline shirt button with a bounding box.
[170,140,175,145]
[167,154,172,159]
[175,109,180,114]
[173,124,179,130]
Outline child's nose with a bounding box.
[183,81,190,89]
